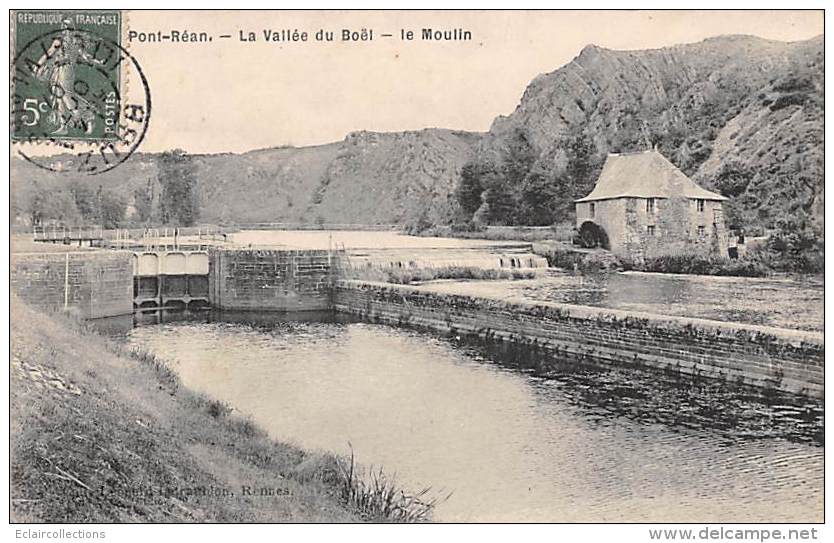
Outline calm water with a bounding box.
[229,230,524,250]
[417,270,824,332]
[120,311,824,522]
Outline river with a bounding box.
[118,310,823,522]
[414,269,824,332]
[227,230,823,331]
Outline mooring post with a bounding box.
[63,253,70,311]
[328,233,333,288]
[158,250,164,309]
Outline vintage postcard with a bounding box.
[8,8,825,534]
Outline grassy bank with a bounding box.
[10,297,437,522]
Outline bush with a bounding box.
[772,75,815,93]
[639,253,769,277]
[714,161,754,199]
[770,93,806,111]
[335,447,446,522]
[716,258,771,277]
[403,213,436,235]
[537,247,621,273]
[450,220,486,233]
[410,225,564,242]
[762,219,824,274]
[350,265,537,285]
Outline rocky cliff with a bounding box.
[11,34,823,231]
[480,34,823,230]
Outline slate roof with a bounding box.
[575,150,727,202]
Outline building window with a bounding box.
[698,225,706,237]
[589,202,595,218]
[646,198,655,214]
[697,199,705,212]
[647,225,656,236]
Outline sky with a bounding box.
[120,10,823,154]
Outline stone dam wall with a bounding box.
[10,246,823,397]
[11,251,133,319]
[333,281,824,398]
[208,249,334,311]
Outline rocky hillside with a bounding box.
[304,130,479,225]
[11,34,822,232]
[11,128,479,226]
[479,34,823,231]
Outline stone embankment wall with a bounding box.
[11,251,133,318]
[333,281,824,398]
[209,249,335,311]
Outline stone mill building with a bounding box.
[574,149,728,260]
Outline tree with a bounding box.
[714,161,754,198]
[518,168,559,225]
[483,127,536,225]
[28,187,81,226]
[454,128,599,227]
[455,161,486,217]
[503,128,536,189]
[158,149,200,226]
[98,189,126,229]
[68,181,97,222]
[133,179,155,223]
[564,131,600,203]
[765,213,824,273]
[546,131,602,223]
[479,169,517,225]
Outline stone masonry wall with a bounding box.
[11,251,133,318]
[334,281,824,398]
[576,199,626,251]
[579,197,729,261]
[209,249,334,311]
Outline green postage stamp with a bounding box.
[11,9,151,173]
[12,10,122,140]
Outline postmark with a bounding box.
[11,10,151,174]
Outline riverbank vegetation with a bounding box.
[623,253,770,277]
[337,448,446,522]
[11,297,438,522]
[533,243,786,278]
[407,221,574,243]
[22,150,201,231]
[349,265,537,285]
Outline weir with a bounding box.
[346,245,548,271]
[10,243,824,398]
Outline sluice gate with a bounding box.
[133,250,210,311]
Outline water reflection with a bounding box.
[469,339,823,446]
[113,310,823,522]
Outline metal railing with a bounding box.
[32,223,235,246]
[33,225,104,241]
[235,222,402,231]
